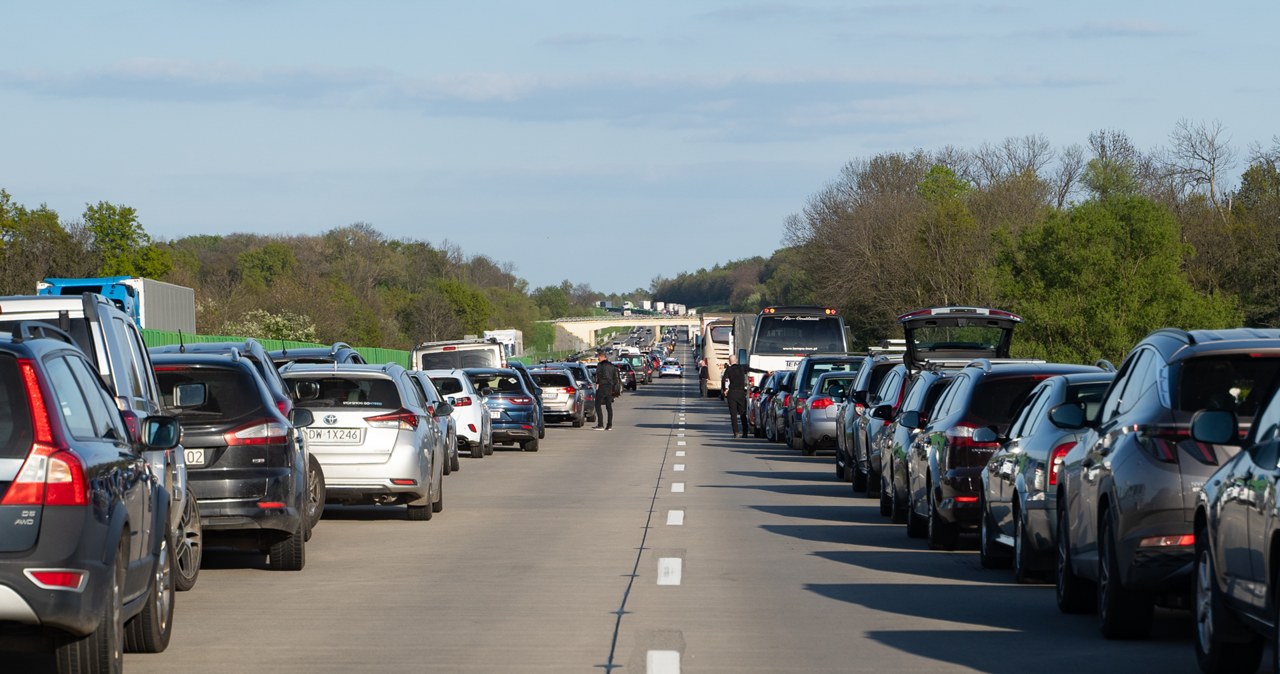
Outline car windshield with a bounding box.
[1175,354,1280,418]
[293,377,402,409]
[157,366,266,420]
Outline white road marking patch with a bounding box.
[677,433,685,437]
[677,441,686,446]
[648,650,681,673]
[675,450,685,457]
[674,464,685,471]
[672,482,685,493]
[666,510,685,525]
[657,558,683,586]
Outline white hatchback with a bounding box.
[426,370,493,458]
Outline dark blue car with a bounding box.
[466,368,542,452]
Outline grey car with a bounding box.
[283,363,448,521]
[799,371,857,454]
[1055,328,1280,639]
[531,367,586,427]
[979,371,1113,582]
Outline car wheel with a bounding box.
[538,424,545,440]
[470,442,484,459]
[802,437,816,457]
[878,472,892,517]
[173,489,202,592]
[449,445,460,473]
[889,474,908,524]
[484,433,494,456]
[1055,501,1097,614]
[851,463,867,494]
[1193,532,1263,672]
[927,483,958,551]
[267,524,305,571]
[1012,507,1039,584]
[124,533,174,653]
[57,542,125,672]
[305,457,325,535]
[432,476,444,513]
[407,503,432,521]
[978,496,1010,569]
[1097,509,1153,639]
[865,467,880,499]
[906,487,927,538]
[572,411,584,428]
[522,438,540,452]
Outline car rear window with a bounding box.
[467,373,525,394]
[294,377,403,409]
[1066,382,1110,421]
[0,355,34,461]
[532,373,572,388]
[157,366,267,420]
[806,361,861,389]
[819,376,856,396]
[421,349,501,370]
[968,376,1048,430]
[431,377,465,396]
[1176,354,1280,418]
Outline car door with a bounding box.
[990,385,1045,528]
[1240,401,1280,609]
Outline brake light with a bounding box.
[276,399,292,416]
[256,501,286,509]
[365,409,420,431]
[443,346,457,351]
[1048,441,1075,486]
[467,424,476,433]
[1136,424,1186,464]
[795,396,807,412]
[508,396,533,406]
[782,394,791,408]
[1138,534,1194,548]
[453,396,473,407]
[564,386,576,395]
[391,479,417,486]
[811,397,834,410]
[19,360,54,445]
[3,362,87,507]
[954,496,979,504]
[224,420,291,446]
[945,423,999,451]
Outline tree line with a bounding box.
[653,123,1280,364]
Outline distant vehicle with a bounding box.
[799,370,858,455]
[413,339,506,371]
[408,371,460,474]
[659,358,683,378]
[699,319,734,398]
[786,354,865,453]
[37,276,196,333]
[736,306,848,388]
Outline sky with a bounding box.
[2,1,1276,293]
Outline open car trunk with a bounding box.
[898,307,1022,370]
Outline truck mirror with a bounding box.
[737,348,747,365]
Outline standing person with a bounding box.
[593,352,620,431]
[722,354,753,438]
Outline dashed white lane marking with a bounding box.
[677,433,685,437]
[675,451,685,457]
[666,510,685,525]
[657,557,683,586]
[648,650,681,673]
[672,482,685,493]
[674,464,685,471]
[677,441,686,446]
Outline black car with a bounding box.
[616,362,638,391]
[884,369,954,529]
[507,361,546,439]
[0,322,181,668]
[270,341,368,367]
[154,352,316,570]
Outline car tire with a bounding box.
[522,438,540,452]
[1055,501,1097,614]
[538,424,545,440]
[56,542,125,673]
[173,489,202,592]
[449,445,460,473]
[801,437,816,457]
[484,434,494,456]
[1097,509,1153,639]
[906,488,927,538]
[865,467,881,499]
[267,524,305,571]
[889,474,908,524]
[978,497,1010,569]
[927,483,958,551]
[470,442,484,459]
[432,477,444,513]
[124,533,174,653]
[1012,507,1039,584]
[1193,532,1263,673]
[407,503,432,521]
[879,473,892,517]
[305,457,325,535]
[851,464,867,494]
[572,411,584,428]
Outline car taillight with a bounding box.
[795,396,807,412]
[276,399,292,416]
[224,419,291,446]
[945,423,1000,451]
[564,386,576,395]
[1139,534,1195,548]
[782,394,791,408]
[1048,441,1075,486]
[365,409,420,431]
[3,361,86,507]
[1136,424,1185,464]
[811,397,834,410]
[508,396,533,406]
[453,396,473,407]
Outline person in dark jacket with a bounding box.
[593,352,620,430]
[722,355,765,438]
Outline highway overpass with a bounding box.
[542,315,701,350]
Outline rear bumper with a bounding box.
[200,505,302,534]
[802,417,839,447]
[0,509,116,638]
[317,445,431,503]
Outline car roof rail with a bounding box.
[1150,327,1193,346]
[228,347,242,362]
[1094,359,1117,372]
[10,320,77,346]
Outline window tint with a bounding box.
[158,366,268,420]
[1009,387,1049,440]
[0,355,34,460]
[969,375,1049,431]
[806,361,861,390]
[293,376,403,409]
[1066,381,1111,422]
[421,348,502,370]
[921,377,954,418]
[1100,352,1141,423]
[1176,355,1280,418]
[532,373,572,388]
[431,377,465,396]
[866,363,896,398]
[44,356,98,440]
[931,375,967,419]
[873,369,903,406]
[819,375,855,397]
[417,375,443,404]
[467,373,526,394]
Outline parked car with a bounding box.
[616,361,638,391]
[153,351,315,570]
[427,370,493,458]
[785,355,866,452]
[466,368,542,451]
[766,371,797,443]
[282,363,447,521]
[748,371,781,439]
[530,367,586,427]
[853,360,909,496]
[903,360,1099,551]
[836,355,897,489]
[409,371,460,474]
[0,293,204,591]
[1192,382,1280,673]
[1055,328,1280,639]
[507,361,546,439]
[978,371,1114,580]
[884,369,955,529]
[545,361,597,424]
[0,321,181,666]
[270,341,367,367]
[799,371,858,455]
[660,358,683,378]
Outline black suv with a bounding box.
[0,322,181,669]
[270,341,367,368]
[154,352,316,570]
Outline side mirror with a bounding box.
[870,404,894,421]
[972,427,1000,444]
[899,410,922,430]
[481,387,494,397]
[173,383,207,408]
[289,408,315,429]
[435,403,454,417]
[1190,409,1238,445]
[142,416,181,450]
[1047,403,1086,430]
[294,380,320,400]
[851,390,868,405]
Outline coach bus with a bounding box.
[734,306,848,386]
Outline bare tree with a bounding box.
[1051,144,1086,208]
[1167,118,1237,221]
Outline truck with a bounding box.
[483,329,525,358]
[37,276,197,333]
[413,338,507,370]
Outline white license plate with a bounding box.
[183,448,205,467]
[488,410,502,419]
[304,428,365,445]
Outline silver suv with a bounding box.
[282,363,447,521]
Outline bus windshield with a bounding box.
[752,315,845,355]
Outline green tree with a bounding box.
[83,201,171,277]
[434,279,493,335]
[219,309,318,343]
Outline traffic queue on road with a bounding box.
[728,305,1280,674]
[0,290,683,673]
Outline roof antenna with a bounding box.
[178,330,186,354]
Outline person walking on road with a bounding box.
[593,352,621,430]
[722,354,762,438]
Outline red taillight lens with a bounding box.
[19,360,54,445]
[564,386,576,395]
[453,397,473,407]
[224,420,291,446]
[25,570,86,591]
[276,399,292,416]
[1138,534,1195,548]
[365,409,420,430]
[256,501,286,509]
[782,394,791,407]
[945,424,1000,451]
[1048,441,1076,486]
[508,397,533,406]
[3,362,85,507]
[811,397,834,410]
[391,479,417,486]
[467,424,477,433]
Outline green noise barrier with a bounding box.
[140,329,412,369]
